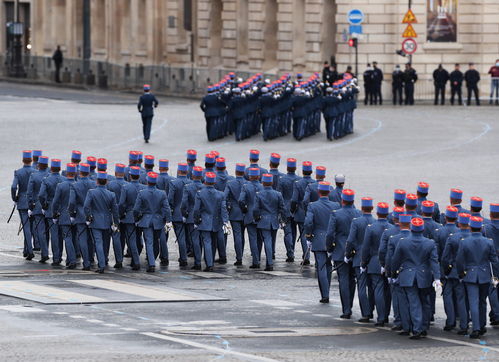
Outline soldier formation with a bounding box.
[11,148,499,340]
[200,72,358,142]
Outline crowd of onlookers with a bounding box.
[322,59,499,106]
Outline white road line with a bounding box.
[426,335,499,353]
[142,332,280,362]
[121,327,138,331]
[86,319,105,324]
[294,310,311,314]
[69,315,86,319]
[52,312,69,315]
[103,323,120,327]
[0,251,26,260]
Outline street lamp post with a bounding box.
[9,0,26,77]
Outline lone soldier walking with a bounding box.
[138,84,159,143]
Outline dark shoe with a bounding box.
[300,259,310,266]
[191,265,201,270]
[39,256,49,263]
[132,265,140,271]
[204,266,214,272]
[33,248,41,252]
[490,320,499,326]
[421,330,427,337]
[249,264,260,269]
[469,330,480,339]
[124,252,131,258]
[340,314,351,319]
[272,254,275,260]
[95,268,105,274]
[285,257,294,263]
[457,329,468,335]
[51,261,61,266]
[216,258,227,265]
[358,318,371,323]
[26,254,34,261]
[391,325,403,331]
[113,262,123,269]
[320,298,329,304]
[179,261,188,267]
[479,327,487,336]
[384,318,389,324]
[160,259,169,267]
[234,261,242,266]
[146,266,155,273]
[367,314,374,319]
[374,322,385,327]
[399,331,410,336]
[410,333,422,340]
[187,251,195,258]
[82,266,91,271]
[145,139,149,143]
[443,325,454,332]
[264,266,273,271]
[66,264,76,270]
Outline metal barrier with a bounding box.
[0,54,496,101]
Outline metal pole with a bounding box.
[355,43,358,78]
[82,0,91,75]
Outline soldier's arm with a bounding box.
[68,185,76,216]
[344,221,357,258]
[455,243,466,278]
[488,240,499,278]
[378,230,389,267]
[153,95,159,107]
[360,227,372,268]
[161,194,171,223]
[303,207,314,237]
[11,171,18,202]
[83,191,92,220]
[38,181,47,208]
[221,196,229,224]
[111,193,120,224]
[52,184,62,216]
[430,244,441,280]
[193,192,201,224]
[303,185,311,210]
[132,192,143,221]
[391,243,403,278]
[180,187,189,218]
[278,193,288,220]
[118,186,127,217]
[137,97,143,112]
[27,174,36,209]
[325,212,337,250]
[238,185,248,213]
[167,182,176,209]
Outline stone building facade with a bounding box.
[1,0,498,95]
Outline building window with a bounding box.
[427,0,457,42]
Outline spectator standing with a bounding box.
[464,63,480,106]
[403,63,418,105]
[432,64,449,105]
[392,65,404,105]
[449,63,463,105]
[372,61,384,105]
[52,45,63,83]
[488,59,499,105]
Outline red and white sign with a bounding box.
[402,38,417,55]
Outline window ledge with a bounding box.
[422,42,463,51]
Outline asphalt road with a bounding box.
[0,82,498,361]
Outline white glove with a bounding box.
[387,277,393,284]
[86,221,91,226]
[165,222,173,230]
[52,219,58,224]
[306,240,312,249]
[433,279,442,292]
[381,266,386,275]
[392,277,399,284]
[70,217,75,224]
[41,209,45,215]
[193,224,198,229]
[492,278,499,288]
[28,210,33,217]
[182,217,187,223]
[111,224,119,233]
[360,267,366,274]
[343,256,351,264]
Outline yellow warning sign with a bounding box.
[402,24,417,38]
[402,9,417,24]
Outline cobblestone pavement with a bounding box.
[0,82,498,361]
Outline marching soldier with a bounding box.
[361,202,393,326]
[168,162,192,266]
[345,198,377,322]
[391,217,441,339]
[138,84,159,143]
[68,163,95,270]
[32,150,43,170]
[254,174,288,271]
[84,172,120,273]
[133,172,172,273]
[244,150,268,180]
[139,155,155,184]
[239,168,264,268]
[483,203,499,326]
[119,166,144,270]
[186,149,197,178]
[156,159,175,259]
[304,182,339,302]
[469,197,489,223]
[107,164,128,265]
[52,163,77,269]
[87,156,97,180]
[224,163,247,265]
[193,172,229,271]
[456,217,499,338]
[11,150,35,260]
[416,182,440,222]
[123,151,139,181]
[326,189,362,318]
[278,158,301,262]
[291,161,315,265]
[303,166,328,208]
[38,159,64,265]
[214,158,233,192]
[181,166,205,270]
[441,212,471,334]
[27,156,49,261]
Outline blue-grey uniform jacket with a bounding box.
[193,185,228,231]
[304,197,339,252]
[291,176,314,223]
[27,169,49,214]
[38,172,64,218]
[168,176,192,222]
[133,185,172,230]
[326,205,359,261]
[84,185,120,230]
[345,214,374,267]
[361,219,393,273]
[254,186,288,230]
[238,180,264,225]
[11,165,35,209]
[456,232,499,284]
[119,180,145,224]
[181,180,204,223]
[224,176,246,221]
[52,179,76,226]
[68,176,95,224]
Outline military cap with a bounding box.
[377,202,389,214]
[79,163,90,173]
[470,197,483,208]
[147,171,158,183]
[405,193,418,206]
[361,197,373,207]
[469,216,483,229]
[458,213,471,224]
[38,156,49,165]
[421,200,434,213]
[450,188,463,200]
[394,189,406,201]
[235,163,246,172]
[32,150,43,157]
[71,150,81,160]
[417,182,429,193]
[342,189,355,202]
[192,166,203,177]
[410,217,425,232]
[66,163,77,173]
[51,159,61,168]
[159,159,169,168]
[261,174,273,183]
[205,172,216,183]
[177,162,188,172]
[316,166,326,177]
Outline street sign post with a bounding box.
[347,9,364,25]
[402,38,417,55]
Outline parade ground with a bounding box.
[1,81,499,361]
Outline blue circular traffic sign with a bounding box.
[347,9,364,25]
